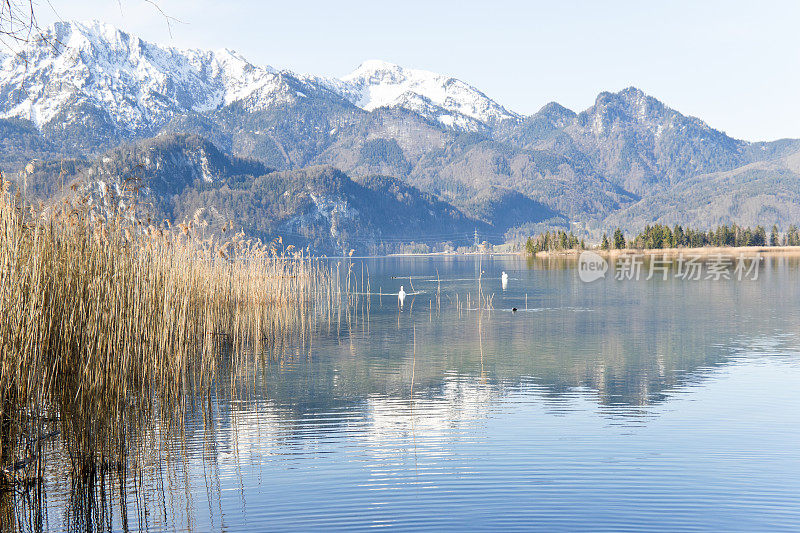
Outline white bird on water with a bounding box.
[501,271,509,290]
[398,285,407,308]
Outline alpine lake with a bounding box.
[9,253,800,532]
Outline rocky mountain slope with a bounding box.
[605,149,800,229]
[10,134,493,253]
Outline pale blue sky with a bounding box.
[37,0,800,141]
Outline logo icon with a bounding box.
[578,251,608,282]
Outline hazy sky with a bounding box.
[34,0,800,141]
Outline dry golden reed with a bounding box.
[0,177,344,479]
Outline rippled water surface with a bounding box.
[26,256,800,531]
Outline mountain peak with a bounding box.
[583,87,733,143]
[536,102,576,122]
[594,86,654,107]
[584,86,673,132]
[618,85,648,97]
[338,59,518,129]
[49,19,132,49]
[344,60,406,82]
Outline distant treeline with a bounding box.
[525,230,586,254]
[526,224,800,254]
[620,224,800,249]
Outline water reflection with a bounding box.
[5,255,800,531]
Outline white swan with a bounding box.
[398,285,406,307]
[501,271,508,290]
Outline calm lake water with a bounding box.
[24,255,800,531]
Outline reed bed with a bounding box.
[0,177,346,489]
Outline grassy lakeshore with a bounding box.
[532,245,800,258]
[386,251,520,257]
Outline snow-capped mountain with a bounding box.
[0,21,515,137]
[0,21,324,134]
[332,60,519,130]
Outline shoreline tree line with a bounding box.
[526,224,800,255]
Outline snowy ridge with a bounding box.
[0,21,318,132]
[337,60,519,129]
[0,21,518,134]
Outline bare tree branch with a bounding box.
[142,0,185,38]
[0,0,42,44]
[0,1,181,48]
